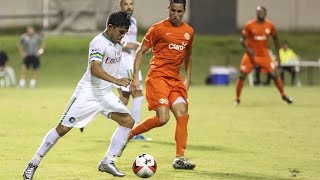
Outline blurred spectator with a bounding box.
[16,25,45,88]
[279,41,301,86]
[0,50,16,87]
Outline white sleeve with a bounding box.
[88,40,105,62]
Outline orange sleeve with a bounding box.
[142,25,159,48]
[242,23,250,37]
[187,31,194,50]
[270,22,277,36]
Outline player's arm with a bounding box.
[16,40,25,58]
[90,60,131,87]
[123,42,140,50]
[240,34,254,57]
[38,38,45,56]
[184,49,192,91]
[131,44,150,90]
[272,33,281,65]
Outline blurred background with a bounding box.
[0,0,319,87]
[1,0,320,32]
[1,1,320,179]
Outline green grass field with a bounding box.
[1,85,320,179]
[0,34,320,179]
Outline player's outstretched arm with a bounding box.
[131,44,149,90]
[90,60,131,87]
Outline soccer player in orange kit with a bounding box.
[235,6,293,105]
[130,0,196,170]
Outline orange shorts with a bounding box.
[145,76,188,111]
[240,53,276,74]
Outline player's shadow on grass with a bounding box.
[178,170,292,180]
[137,140,248,153]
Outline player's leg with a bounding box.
[129,106,168,139]
[235,72,247,105]
[131,90,143,124]
[30,56,40,88]
[131,89,152,140]
[169,83,196,170]
[129,70,151,140]
[23,96,99,179]
[279,66,285,85]
[128,77,168,139]
[118,88,131,105]
[19,56,29,88]
[261,60,293,104]
[98,93,134,177]
[253,65,261,85]
[171,103,195,170]
[235,54,253,105]
[289,67,296,86]
[23,124,72,180]
[99,112,134,177]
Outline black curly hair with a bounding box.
[106,11,131,29]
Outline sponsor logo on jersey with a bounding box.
[254,35,267,41]
[168,42,187,51]
[105,56,121,64]
[159,98,169,105]
[265,28,271,34]
[184,33,190,40]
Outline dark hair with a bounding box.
[107,11,131,29]
[169,0,186,9]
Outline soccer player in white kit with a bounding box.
[117,0,150,140]
[23,11,133,179]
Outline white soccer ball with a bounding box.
[132,153,157,178]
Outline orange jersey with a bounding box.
[242,19,276,57]
[142,18,194,79]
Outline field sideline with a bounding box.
[1,85,319,179]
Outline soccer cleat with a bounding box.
[282,95,293,104]
[132,134,152,141]
[79,127,84,132]
[98,162,126,177]
[23,163,38,180]
[172,157,196,170]
[233,99,240,106]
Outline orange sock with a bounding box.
[236,78,244,100]
[274,77,285,96]
[175,114,189,157]
[129,116,162,139]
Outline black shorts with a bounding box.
[23,55,40,69]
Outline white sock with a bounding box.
[30,79,36,88]
[130,96,144,124]
[103,126,131,164]
[19,79,25,88]
[30,128,61,165]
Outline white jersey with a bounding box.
[121,17,138,58]
[74,33,122,97]
[117,16,142,91]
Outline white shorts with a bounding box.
[60,91,129,128]
[118,54,142,92]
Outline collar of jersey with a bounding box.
[102,32,115,44]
